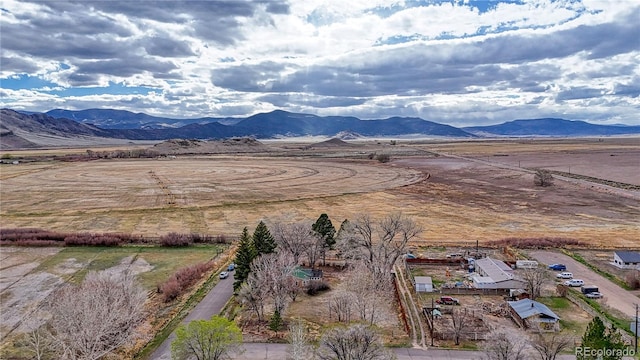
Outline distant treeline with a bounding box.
[59,149,162,162]
[488,237,586,249]
[0,228,231,247]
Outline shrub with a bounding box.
[488,237,585,249]
[306,280,330,296]
[375,154,391,163]
[160,278,181,302]
[158,261,213,302]
[160,232,193,247]
[626,272,640,290]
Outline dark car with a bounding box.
[436,296,460,305]
[548,263,567,271]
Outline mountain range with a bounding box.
[1,108,639,149]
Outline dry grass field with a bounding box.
[1,137,638,248]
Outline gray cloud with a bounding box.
[0,56,40,74]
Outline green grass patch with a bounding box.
[581,295,632,336]
[33,245,225,289]
[561,250,631,290]
[538,296,571,310]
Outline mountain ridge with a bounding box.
[2,108,639,149]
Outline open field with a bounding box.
[1,138,638,247]
[0,245,226,354]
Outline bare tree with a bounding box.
[530,333,574,360]
[304,232,325,270]
[237,276,267,321]
[520,267,548,300]
[24,324,54,360]
[328,290,353,323]
[345,262,393,325]
[47,271,146,360]
[318,324,394,360]
[288,319,313,360]
[351,213,421,279]
[481,329,529,360]
[249,252,297,315]
[534,169,554,187]
[451,308,470,346]
[273,222,315,265]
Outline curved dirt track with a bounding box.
[0,157,423,212]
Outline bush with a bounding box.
[306,280,330,296]
[626,272,640,290]
[158,261,213,302]
[160,232,193,247]
[488,237,585,249]
[375,154,391,163]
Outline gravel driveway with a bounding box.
[530,250,639,318]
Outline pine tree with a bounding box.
[579,317,626,360]
[253,221,277,255]
[313,213,336,266]
[233,227,257,291]
[269,309,283,335]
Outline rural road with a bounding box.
[238,343,587,359]
[529,250,639,318]
[149,272,235,360]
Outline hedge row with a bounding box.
[158,262,213,302]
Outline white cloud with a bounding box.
[0,0,638,125]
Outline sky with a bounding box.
[1,0,639,127]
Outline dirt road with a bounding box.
[149,272,235,360]
[530,250,639,318]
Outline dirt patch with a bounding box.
[102,255,154,277]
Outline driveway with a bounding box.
[149,272,235,360]
[530,250,639,318]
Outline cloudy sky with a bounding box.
[1,0,639,126]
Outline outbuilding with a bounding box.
[508,298,560,332]
[472,257,526,289]
[612,251,640,269]
[414,276,433,292]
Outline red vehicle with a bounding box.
[435,296,460,305]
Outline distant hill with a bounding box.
[3,108,639,149]
[43,109,239,129]
[464,118,640,136]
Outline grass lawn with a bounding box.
[33,245,226,289]
[537,297,590,338]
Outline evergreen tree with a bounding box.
[269,309,283,335]
[233,227,257,291]
[253,221,277,255]
[579,317,626,360]
[313,213,336,266]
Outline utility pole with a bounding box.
[635,303,638,354]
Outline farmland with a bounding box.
[0,137,638,357]
[1,137,638,247]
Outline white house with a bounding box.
[472,257,526,289]
[612,251,640,269]
[414,276,433,292]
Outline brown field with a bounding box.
[1,138,639,248]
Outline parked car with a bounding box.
[219,271,229,279]
[564,279,584,287]
[586,292,603,299]
[227,263,235,271]
[556,272,573,279]
[548,264,567,271]
[436,296,460,305]
[581,285,599,295]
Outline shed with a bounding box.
[612,251,640,269]
[508,299,560,332]
[414,276,433,292]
